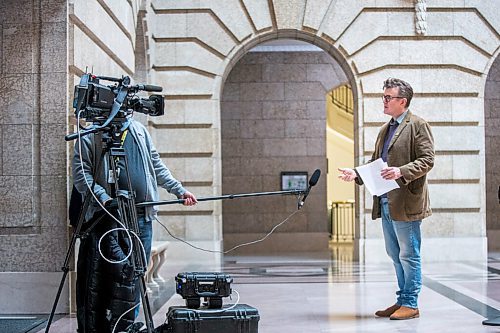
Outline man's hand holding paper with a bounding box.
[354,158,400,196]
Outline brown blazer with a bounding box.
[357,111,434,221]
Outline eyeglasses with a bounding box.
[382,95,405,103]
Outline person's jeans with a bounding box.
[380,197,422,309]
[134,216,152,318]
[137,216,153,265]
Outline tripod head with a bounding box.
[98,119,131,152]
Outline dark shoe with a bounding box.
[375,304,401,317]
[390,306,420,320]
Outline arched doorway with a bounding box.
[326,84,355,243]
[219,36,355,254]
[485,53,500,250]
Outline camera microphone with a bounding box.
[298,169,321,210]
[135,84,163,92]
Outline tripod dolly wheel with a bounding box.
[186,297,201,309]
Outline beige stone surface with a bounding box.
[319,0,376,40]
[422,213,454,237]
[207,0,253,41]
[186,215,219,240]
[152,71,215,95]
[451,97,484,123]
[101,0,137,46]
[303,0,332,30]
[452,212,486,237]
[72,26,126,76]
[429,154,481,180]
[72,0,135,72]
[162,156,214,182]
[352,39,490,75]
[273,0,306,30]
[364,97,486,124]
[364,125,483,152]
[450,11,499,55]
[153,215,186,239]
[432,183,482,209]
[149,99,217,126]
[360,69,483,96]
[241,0,272,31]
[334,11,392,55]
[153,128,214,153]
[152,12,236,56]
[153,0,253,41]
[154,41,223,75]
[157,185,215,214]
[472,0,500,33]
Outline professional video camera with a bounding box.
[65,73,165,142]
[73,73,164,123]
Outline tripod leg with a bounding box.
[138,275,155,332]
[46,147,107,333]
[107,147,155,333]
[45,191,95,333]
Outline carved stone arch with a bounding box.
[217,28,360,253]
[218,30,358,102]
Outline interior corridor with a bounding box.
[32,244,500,333]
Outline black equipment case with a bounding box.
[159,304,259,333]
[175,272,233,309]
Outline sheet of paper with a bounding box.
[355,158,400,196]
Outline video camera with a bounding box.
[73,73,164,123]
[65,73,165,142]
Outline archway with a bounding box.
[327,84,355,243]
[485,53,500,250]
[219,34,356,254]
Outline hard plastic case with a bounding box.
[160,303,259,333]
[175,272,233,309]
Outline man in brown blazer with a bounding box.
[338,78,434,320]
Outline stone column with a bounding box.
[0,0,69,313]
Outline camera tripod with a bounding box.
[45,122,155,333]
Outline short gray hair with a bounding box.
[383,78,413,107]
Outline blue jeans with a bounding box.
[137,216,152,264]
[380,198,422,309]
[135,216,152,318]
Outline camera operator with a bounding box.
[72,114,197,332]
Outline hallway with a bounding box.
[36,246,500,333]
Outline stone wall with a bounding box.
[0,0,68,313]
[143,1,500,262]
[485,55,500,250]
[220,51,348,253]
[1,0,499,314]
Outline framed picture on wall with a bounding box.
[281,171,308,191]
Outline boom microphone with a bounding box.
[308,169,321,187]
[298,169,321,209]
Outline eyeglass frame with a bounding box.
[382,95,405,103]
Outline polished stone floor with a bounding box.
[36,246,500,333]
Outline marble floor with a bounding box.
[34,246,500,333]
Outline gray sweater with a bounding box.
[72,118,186,222]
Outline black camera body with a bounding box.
[73,73,164,123]
[175,272,233,309]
